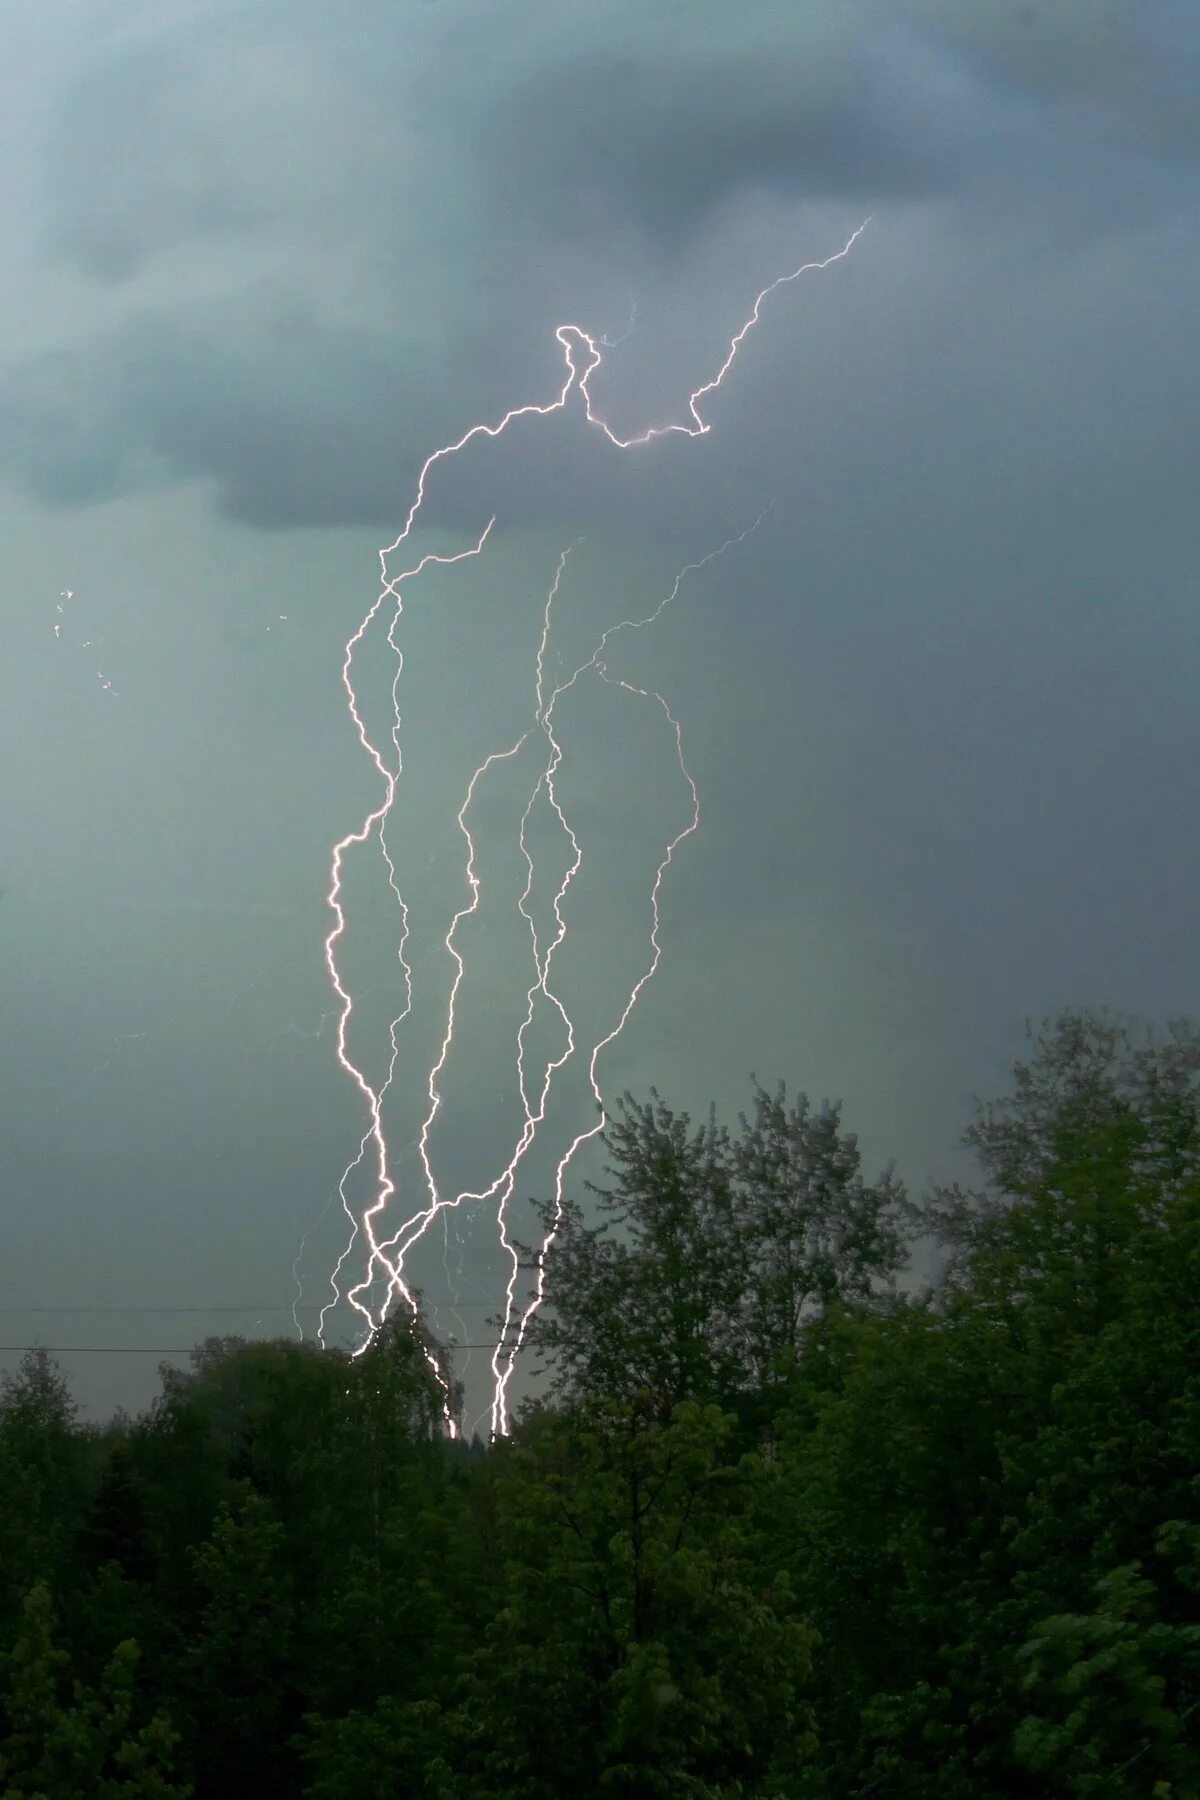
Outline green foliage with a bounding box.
[3,1009,1198,1796]
[734,1080,911,1384]
[0,1352,89,1628]
[299,1697,460,1800]
[184,1490,294,1796]
[1014,1562,1200,1795]
[770,1012,1200,1795]
[464,1395,816,1796]
[530,1094,748,1412]
[532,1082,910,1418]
[0,1583,187,1799]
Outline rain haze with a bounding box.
[3,0,1198,1421]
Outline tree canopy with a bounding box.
[2,1009,1197,1797]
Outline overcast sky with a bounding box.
[3,0,1198,1421]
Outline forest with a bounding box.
[1,1009,1198,1798]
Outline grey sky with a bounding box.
[2,0,1198,1420]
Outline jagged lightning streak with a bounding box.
[339,546,588,1365]
[491,668,702,1438]
[493,528,773,1382]
[345,511,764,1441]
[334,548,563,1344]
[473,551,753,1434]
[315,219,868,1429]
[357,551,585,1303]
[321,527,495,1429]
[578,219,869,447]
[372,218,866,577]
[486,520,769,1420]
[359,517,761,1314]
[346,729,531,1323]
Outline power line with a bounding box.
[0,1308,308,1317]
[0,1346,195,1356]
[0,1301,496,1315]
[0,1341,520,1356]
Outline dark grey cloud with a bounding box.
[481,37,949,242]
[1,0,1195,531]
[5,298,454,525]
[4,0,1200,1420]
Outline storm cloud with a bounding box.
[3,0,1191,528]
[3,0,1200,1418]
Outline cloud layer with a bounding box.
[1,0,1192,527]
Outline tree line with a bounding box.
[1,1009,1198,1796]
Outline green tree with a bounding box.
[0,1352,87,1627]
[733,1080,911,1389]
[532,1094,748,1413]
[184,1491,293,1799]
[299,1696,460,1800]
[928,1009,1200,1270]
[0,1583,187,1799]
[772,1012,1200,1795]
[82,1439,156,1586]
[532,1083,911,1419]
[464,1395,816,1797]
[1015,1561,1200,1796]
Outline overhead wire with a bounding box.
[0,1342,515,1355]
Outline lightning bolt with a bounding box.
[382,519,767,1421]
[309,220,868,1434]
[493,668,700,1439]
[318,526,497,1431]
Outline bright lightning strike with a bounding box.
[300,220,869,1435]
